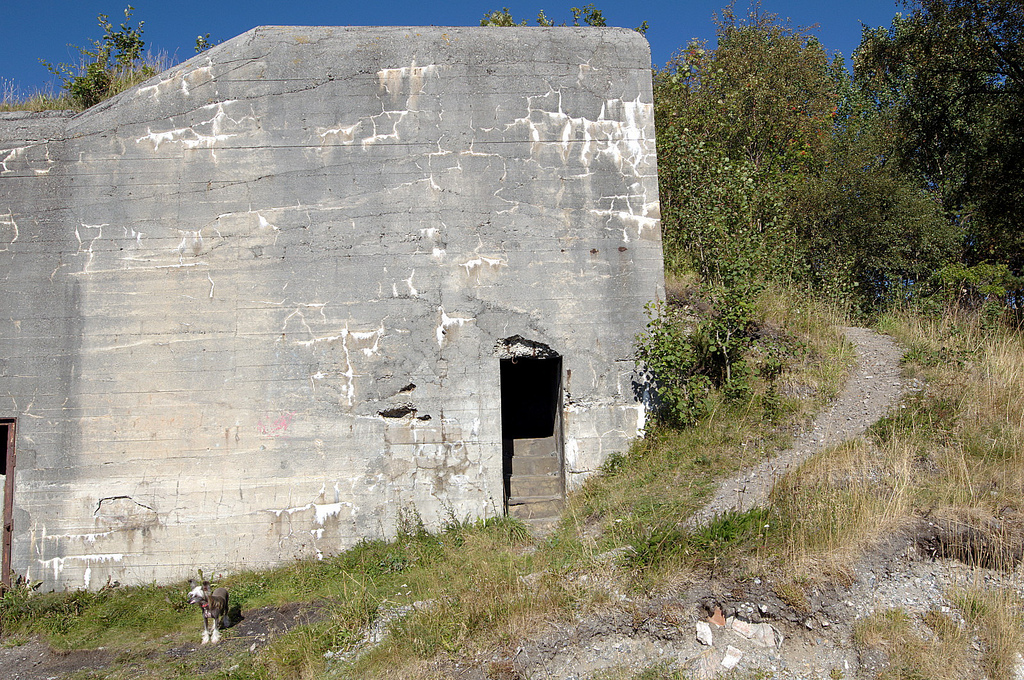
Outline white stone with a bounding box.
[721,646,743,670]
[696,621,713,646]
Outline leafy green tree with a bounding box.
[658,7,841,176]
[857,0,1024,274]
[654,7,841,283]
[655,3,971,311]
[790,63,961,309]
[571,4,606,27]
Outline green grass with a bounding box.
[560,282,851,587]
[0,582,195,649]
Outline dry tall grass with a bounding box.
[770,306,1024,678]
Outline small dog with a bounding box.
[187,580,230,644]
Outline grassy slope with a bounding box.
[2,291,1022,680]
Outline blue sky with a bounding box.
[2,1,903,97]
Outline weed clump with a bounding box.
[41,6,156,109]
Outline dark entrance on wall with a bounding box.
[1,418,16,589]
[499,352,565,521]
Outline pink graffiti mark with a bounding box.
[257,412,296,437]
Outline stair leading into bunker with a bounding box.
[507,435,564,523]
[507,494,564,520]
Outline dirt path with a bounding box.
[688,326,906,526]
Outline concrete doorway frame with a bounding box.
[496,336,566,521]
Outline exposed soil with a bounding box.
[2,641,115,680]
[0,601,327,680]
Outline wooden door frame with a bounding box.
[1,418,16,589]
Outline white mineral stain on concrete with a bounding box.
[134,102,255,157]
[176,229,203,259]
[318,122,361,145]
[0,211,18,251]
[436,307,475,348]
[460,256,505,275]
[138,60,214,100]
[403,270,418,297]
[41,553,125,581]
[43,531,116,544]
[377,61,438,108]
[361,109,409,147]
[588,209,660,243]
[0,146,24,174]
[506,91,655,176]
[291,320,385,403]
[0,144,53,175]
[256,212,278,231]
[313,502,353,525]
[75,222,106,273]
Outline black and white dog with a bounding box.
[187,580,230,644]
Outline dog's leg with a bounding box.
[201,619,210,645]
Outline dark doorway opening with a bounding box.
[500,357,562,439]
[1,418,16,589]
[500,357,564,519]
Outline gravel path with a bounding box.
[688,326,907,527]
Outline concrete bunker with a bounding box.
[0,25,662,590]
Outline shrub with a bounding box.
[42,6,155,109]
[636,282,758,426]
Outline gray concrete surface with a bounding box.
[0,26,662,590]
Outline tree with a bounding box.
[571,5,606,27]
[480,8,526,27]
[654,6,842,282]
[789,60,961,308]
[857,0,1024,274]
[480,6,647,34]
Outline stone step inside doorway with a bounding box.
[507,435,564,522]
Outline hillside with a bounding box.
[3,288,1021,679]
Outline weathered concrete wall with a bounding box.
[0,26,661,590]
